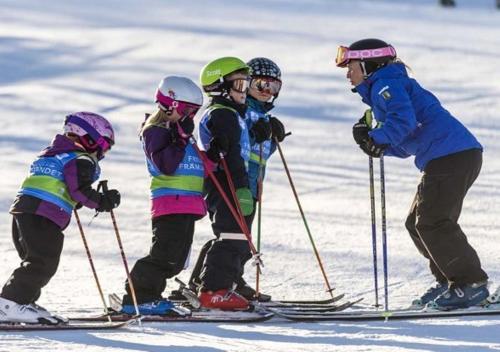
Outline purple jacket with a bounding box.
[142,124,207,218]
[10,134,102,229]
[142,125,186,175]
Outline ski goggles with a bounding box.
[250,77,282,95]
[229,78,251,93]
[335,45,397,67]
[156,92,201,119]
[79,135,113,160]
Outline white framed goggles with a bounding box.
[335,45,396,67]
[250,77,282,95]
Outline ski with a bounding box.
[259,294,346,309]
[270,304,500,321]
[70,310,273,323]
[84,293,273,323]
[268,296,340,305]
[0,320,133,331]
[268,298,363,315]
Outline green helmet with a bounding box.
[200,56,250,93]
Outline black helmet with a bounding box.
[247,57,281,81]
[247,57,282,105]
[336,38,396,75]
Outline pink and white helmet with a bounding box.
[156,76,203,119]
[64,112,115,159]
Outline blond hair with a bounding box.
[139,108,170,136]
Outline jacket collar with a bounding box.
[354,63,408,105]
[211,96,248,116]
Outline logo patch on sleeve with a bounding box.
[378,85,392,100]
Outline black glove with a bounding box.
[177,117,194,137]
[269,116,286,142]
[360,138,385,158]
[251,119,272,143]
[206,135,229,163]
[352,116,370,145]
[97,189,121,212]
[169,117,194,144]
[75,202,83,210]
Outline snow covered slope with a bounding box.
[1,0,500,350]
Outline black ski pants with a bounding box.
[405,148,488,286]
[1,214,64,305]
[198,171,255,292]
[123,214,196,305]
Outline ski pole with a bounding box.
[255,143,265,298]
[216,156,263,275]
[177,124,262,272]
[73,209,112,323]
[274,137,335,297]
[369,156,380,308]
[219,157,253,238]
[99,180,142,323]
[379,154,389,311]
[218,153,265,273]
[188,138,260,259]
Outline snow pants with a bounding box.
[198,171,255,292]
[405,148,488,286]
[1,214,64,305]
[123,214,196,305]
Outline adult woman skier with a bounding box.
[336,38,489,310]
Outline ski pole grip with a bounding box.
[99,180,109,193]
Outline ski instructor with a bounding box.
[335,38,489,310]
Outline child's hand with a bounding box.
[176,117,194,138]
[269,116,286,142]
[206,135,229,162]
[97,189,121,212]
[250,119,272,143]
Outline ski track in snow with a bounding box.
[1,0,500,351]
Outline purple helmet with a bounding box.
[64,112,115,159]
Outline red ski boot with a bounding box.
[199,289,249,310]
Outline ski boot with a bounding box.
[411,282,448,308]
[0,297,59,324]
[199,289,249,310]
[121,299,176,315]
[29,303,68,324]
[428,282,489,311]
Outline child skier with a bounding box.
[183,57,285,303]
[194,56,259,310]
[0,112,119,324]
[336,38,489,310]
[120,76,205,314]
[235,57,286,301]
[180,57,286,304]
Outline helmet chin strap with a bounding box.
[360,61,369,79]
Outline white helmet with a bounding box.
[156,76,203,107]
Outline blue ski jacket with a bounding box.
[244,97,277,198]
[355,63,481,170]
